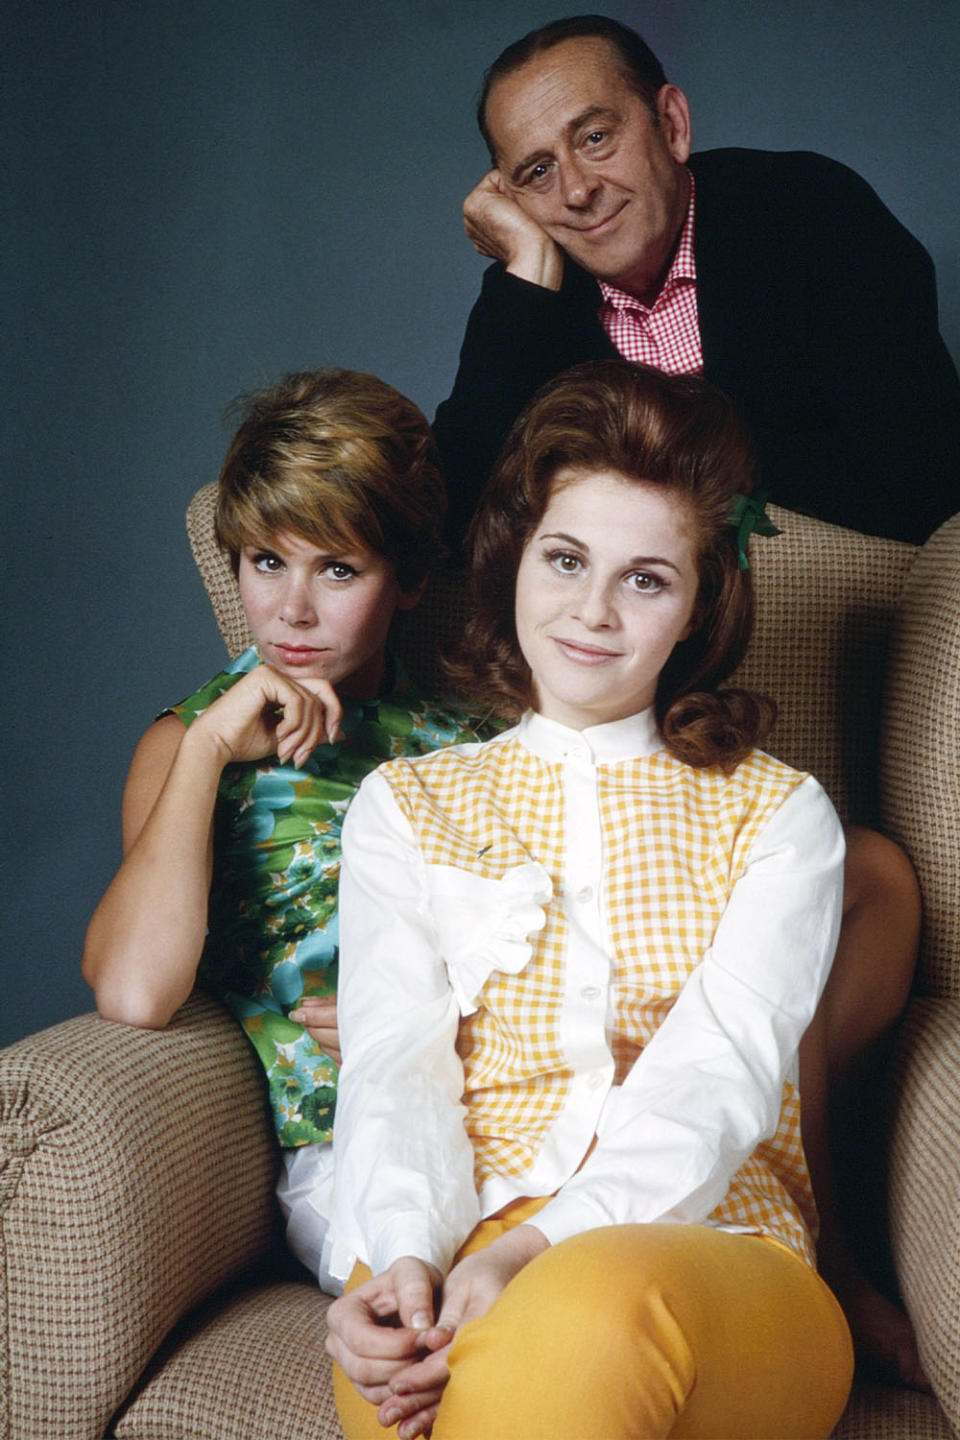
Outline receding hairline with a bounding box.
[479,27,666,159]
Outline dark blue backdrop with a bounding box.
[5,0,958,1046]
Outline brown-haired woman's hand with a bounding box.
[188,664,343,769]
[325,1257,443,1415]
[377,1223,550,1438]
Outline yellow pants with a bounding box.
[333,1198,853,1440]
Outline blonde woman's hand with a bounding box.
[288,995,341,1064]
[188,664,343,769]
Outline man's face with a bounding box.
[485,37,691,302]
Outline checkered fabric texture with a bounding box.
[597,176,703,375]
[2,496,956,1438]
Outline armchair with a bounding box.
[2,488,958,1439]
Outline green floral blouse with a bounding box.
[168,646,489,1147]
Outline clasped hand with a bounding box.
[325,1224,548,1439]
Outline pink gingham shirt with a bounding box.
[597,174,702,375]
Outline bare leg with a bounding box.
[800,826,928,1389]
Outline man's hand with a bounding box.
[463,171,563,291]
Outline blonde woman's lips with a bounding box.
[272,643,326,666]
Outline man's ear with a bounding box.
[396,574,429,611]
[655,85,692,165]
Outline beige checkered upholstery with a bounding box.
[1,495,957,1439]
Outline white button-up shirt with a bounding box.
[331,711,844,1281]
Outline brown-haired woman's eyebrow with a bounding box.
[541,531,682,575]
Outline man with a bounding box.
[433,15,938,1394]
[434,15,960,546]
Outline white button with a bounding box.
[563,744,589,762]
[588,1071,605,1091]
[581,986,601,1002]
[575,885,593,904]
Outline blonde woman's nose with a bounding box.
[279,578,317,627]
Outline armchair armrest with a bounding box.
[0,993,281,1440]
[881,512,960,995]
[888,993,960,1429]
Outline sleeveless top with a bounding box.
[168,645,489,1147]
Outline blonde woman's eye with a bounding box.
[252,551,283,573]
[324,561,357,580]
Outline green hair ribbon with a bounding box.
[726,490,781,570]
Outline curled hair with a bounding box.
[447,360,776,770]
[477,14,668,159]
[215,368,444,593]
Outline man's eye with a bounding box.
[585,130,606,146]
[526,161,551,185]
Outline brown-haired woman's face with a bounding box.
[514,469,699,729]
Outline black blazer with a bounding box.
[434,148,960,545]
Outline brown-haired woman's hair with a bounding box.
[446,359,776,770]
[215,368,445,593]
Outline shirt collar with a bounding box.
[516,707,663,764]
[597,171,696,313]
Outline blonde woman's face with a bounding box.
[238,530,418,699]
[514,470,699,729]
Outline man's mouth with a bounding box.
[577,202,628,235]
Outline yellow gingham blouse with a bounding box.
[332,708,845,1281]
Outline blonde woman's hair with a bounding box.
[215,368,445,592]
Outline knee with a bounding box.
[843,826,920,920]
[455,1226,699,1377]
[439,1229,695,1439]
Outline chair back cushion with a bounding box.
[186,483,253,656]
[880,515,960,995]
[735,504,914,825]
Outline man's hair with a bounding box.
[446,360,776,770]
[215,368,445,593]
[477,14,668,160]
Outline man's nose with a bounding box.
[558,155,598,208]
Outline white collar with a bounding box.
[515,708,663,765]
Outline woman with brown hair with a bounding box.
[326,360,855,1438]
